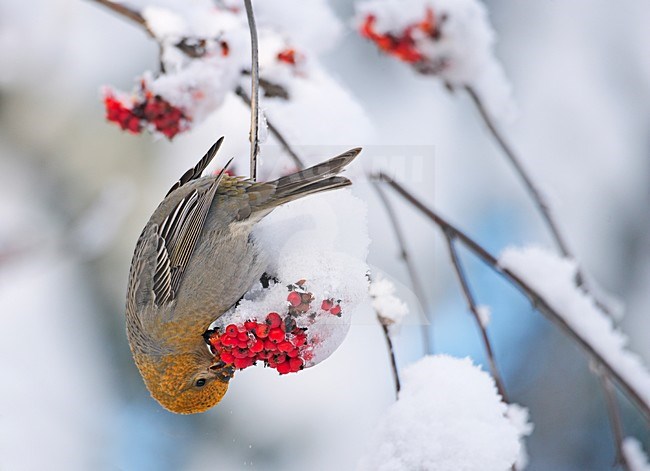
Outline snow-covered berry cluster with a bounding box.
[356,0,514,119]
[103,82,189,139]
[206,281,343,375]
[360,8,439,66]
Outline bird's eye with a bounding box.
[195,378,206,388]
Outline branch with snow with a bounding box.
[358,355,522,471]
[379,173,650,425]
[499,246,650,423]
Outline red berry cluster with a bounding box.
[207,311,308,375]
[321,298,342,317]
[360,8,440,64]
[207,282,345,376]
[104,95,142,134]
[103,83,189,139]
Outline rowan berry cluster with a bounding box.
[359,8,440,65]
[207,282,343,375]
[104,83,188,139]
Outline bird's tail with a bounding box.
[252,147,362,211]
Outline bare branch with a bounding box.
[465,86,617,319]
[89,0,154,37]
[465,86,571,259]
[380,322,401,397]
[372,182,432,354]
[378,173,650,424]
[243,0,260,181]
[444,232,509,402]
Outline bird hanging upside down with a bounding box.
[125,137,361,414]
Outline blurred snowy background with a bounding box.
[1,0,649,469]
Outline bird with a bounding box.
[126,137,361,414]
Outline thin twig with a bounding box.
[89,0,152,36]
[466,86,617,320]
[465,86,572,261]
[377,173,650,424]
[372,181,432,354]
[243,0,260,181]
[381,323,401,397]
[599,370,630,470]
[444,232,509,402]
[234,87,305,169]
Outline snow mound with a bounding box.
[358,355,520,471]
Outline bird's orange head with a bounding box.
[134,352,230,414]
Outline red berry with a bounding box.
[292,334,307,347]
[233,348,248,359]
[234,357,252,369]
[278,341,293,352]
[287,348,300,358]
[276,362,291,375]
[266,312,282,329]
[272,353,287,364]
[221,335,236,346]
[237,332,249,342]
[287,291,302,307]
[330,305,341,316]
[226,324,239,337]
[244,320,257,331]
[269,328,285,343]
[220,351,235,364]
[251,340,264,353]
[257,351,270,360]
[289,357,304,372]
[321,299,333,311]
[237,339,249,349]
[255,323,270,338]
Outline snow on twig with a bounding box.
[499,246,650,423]
[623,438,650,471]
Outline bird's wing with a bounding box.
[165,137,224,197]
[152,161,233,306]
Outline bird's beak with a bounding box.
[209,361,235,383]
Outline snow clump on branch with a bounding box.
[499,245,650,412]
[358,355,521,471]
